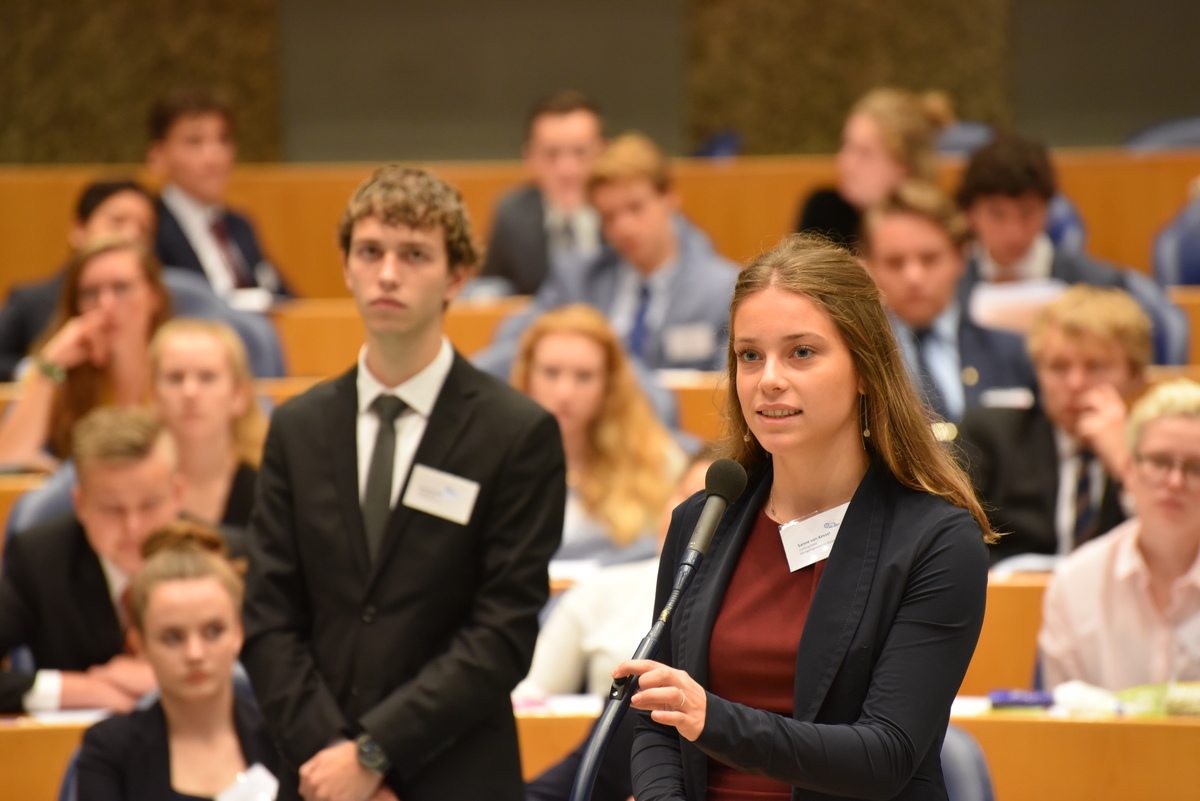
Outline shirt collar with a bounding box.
[161,183,223,223]
[1114,518,1200,592]
[623,255,680,293]
[1052,426,1089,464]
[356,337,454,419]
[98,556,129,608]
[975,233,1054,282]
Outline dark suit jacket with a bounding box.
[794,187,861,249]
[0,273,62,380]
[76,696,280,801]
[955,405,1126,565]
[632,460,989,801]
[0,514,123,712]
[957,315,1038,413]
[481,184,550,296]
[241,353,565,801]
[155,199,290,296]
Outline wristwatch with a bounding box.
[355,733,392,775]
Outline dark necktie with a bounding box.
[210,217,251,288]
[362,395,407,562]
[627,283,652,358]
[913,328,950,420]
[1073,449,1098,547]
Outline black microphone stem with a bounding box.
[568,547,705,801]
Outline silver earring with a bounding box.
[860,395,871,440]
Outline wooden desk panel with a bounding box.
[4,150,1199,300]
[270,296,529,376]
[959,573,1048,696]
[1168,286,1200,364]
[0,719,85,801]
[0,474,46,550]
[953,713,1200,801]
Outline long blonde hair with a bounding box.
[512,305,681,547]
[150,318,268,468]
[722,234,994,542]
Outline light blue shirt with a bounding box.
[893,303,966,422]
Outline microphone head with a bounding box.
[704,458,748,504]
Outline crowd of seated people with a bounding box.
[1039,378,1200,692]
[2,79,1200,801]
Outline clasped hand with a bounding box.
[613,659,707,742]
[298,741,398,801]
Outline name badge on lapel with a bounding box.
[778,502,849,572]
[663,323,716,364]
[402,464,480,525]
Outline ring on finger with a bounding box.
[675,690,686,709]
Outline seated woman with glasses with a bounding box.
[1040,378,1200,691]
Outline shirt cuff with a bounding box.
[22,670,63,713]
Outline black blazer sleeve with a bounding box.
[240,401,353,767]
[76,717,135,801]
[359,409,565,779]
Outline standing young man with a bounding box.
[241,166,565,801]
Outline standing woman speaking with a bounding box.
[616,235,991,800]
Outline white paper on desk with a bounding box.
[969,279,1069,335]
[30,709,110,726]
[216,763,279,801]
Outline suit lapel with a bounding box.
[69,522,125,657]
[327,368,372,581]
[362,354,478,596]
[792,459,889,720]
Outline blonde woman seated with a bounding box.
[151,319,268,528]
[1040,378,1200,692]
[0,237,170,471]
[511,304,685,563]
[76,521,280,801]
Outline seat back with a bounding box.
[1045,194,1086,255]
[942,724,995,801]
[1154,196,1200,286]
[1125,115,1200,151]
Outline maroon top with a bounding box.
[706,508,827,800]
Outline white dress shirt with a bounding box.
[1053,428,1107,555]
[355,338,454,508]
[975,233,1055,283]
[893,303,966,422]
[22,557,129,712]
[544,204,601,260]
[608,258,680,341]
[160,184,242,298]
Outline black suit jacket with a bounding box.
[76,696,280,801]
[241,353,565,801]
[0,273,62,380]
[155,199,290,296]
[955,405,1126,565]
[481,184,550,295]
[0,513,123,712]
[632,460,989,801]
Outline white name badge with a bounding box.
[778,502,849,572]
[216,763,279,801]
[663,323,717,364]
[402,464,481,525]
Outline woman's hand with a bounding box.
[40,311,109,372]
[613,659,707,742]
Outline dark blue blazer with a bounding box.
[631,460,989,801]
[76,696,280,801]
[0,273,62,380]
[957,316,1037,413]
[958,246,1125,307]
[155,200,290,296]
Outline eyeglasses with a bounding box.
[1133,451,1200,489]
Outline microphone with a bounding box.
[569,458,748,801]
[685,458,750,557]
